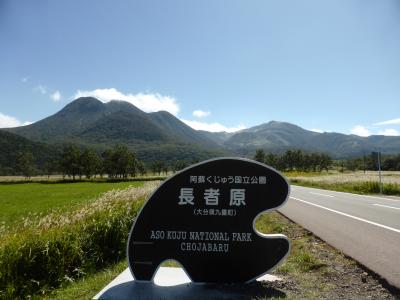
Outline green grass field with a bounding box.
[0,181,143,228]
[0,182,156,299]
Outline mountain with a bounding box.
[219,121,400,158]
[3,99,400,163]
[0,130,59,173]
[148,111,218,147]
[6,97,226,162]
[197,130,234,145]
[8,97,158,143]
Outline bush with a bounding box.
[0,182,158,299]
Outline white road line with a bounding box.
[290,196,400,234]
[292,185,400,202]
[373,204,400,210]
[309,192,334,198]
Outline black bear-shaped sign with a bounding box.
[127,158,290,283]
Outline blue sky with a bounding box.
[1,0,399,136]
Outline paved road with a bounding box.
[279,185,400,288]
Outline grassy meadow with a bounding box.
[0,181,159,299]
[43,211,395,299]
[0,181,143,230]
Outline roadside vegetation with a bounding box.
[0,181,159,299]
[35,211,398,299]
[40,260,128,300]
[0,181,143,232]
[287,171,400,196]
[255,212,398,299]
[254,149,400,196]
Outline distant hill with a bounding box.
[3,99,400,163]
[148,111,218,147]
[198,130,234,145]
[6,97,226,162]
[217,121,400,158]
[0,130,58,173]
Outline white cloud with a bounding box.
[21,77,28,83]
[74,88,180,116]
[193,110,211,118]
[0,112,31,128]
[374,118,400,126]
[377,128,399,136]
[51,90,62,102]
[181,119,246,133]
[350,125,371,137]
[34,85,47,94]
[310,128,323,133]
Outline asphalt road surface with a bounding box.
[279,185,400,288]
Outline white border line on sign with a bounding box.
[290,196,400,234]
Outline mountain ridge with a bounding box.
[219,121,400,158]
[4,97,400,160]
[5,97,226,162]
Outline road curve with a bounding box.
[279,185,400,288]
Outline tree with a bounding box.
[151,160,165,176]
[114,145,135,178]
[173,160,188,173]
[162,163,169,176]
[345,159,358,171]
[309,152,319,172]
[130,157,139,177]
[16,151,34,179]
[319,153,332,172]
[60,144,81,180]
[102,145,136,178]
[254,149,266,163]
[136,160,146,176]
[265,153,278,169]
[102,149,114,178]
[43,159,58,179]
[281,150,292,171]
[80,148,101,179]
[292,150,304,171]
[282,150,303,171]
[301,153,313,172]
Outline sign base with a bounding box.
[93,267,283,300]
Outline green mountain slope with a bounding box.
[197,130,234,145]
[4,99,400,163]
[221,121,400,158]
[148,111,220,147]
[0,130,58,172]
[5,97,226,162]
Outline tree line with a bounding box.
[253,149,333,172]
[253,149,400,173]
[340,152,400,172]
[12,144,141,179]
[7,144,195,179]
[7,144,400,179]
